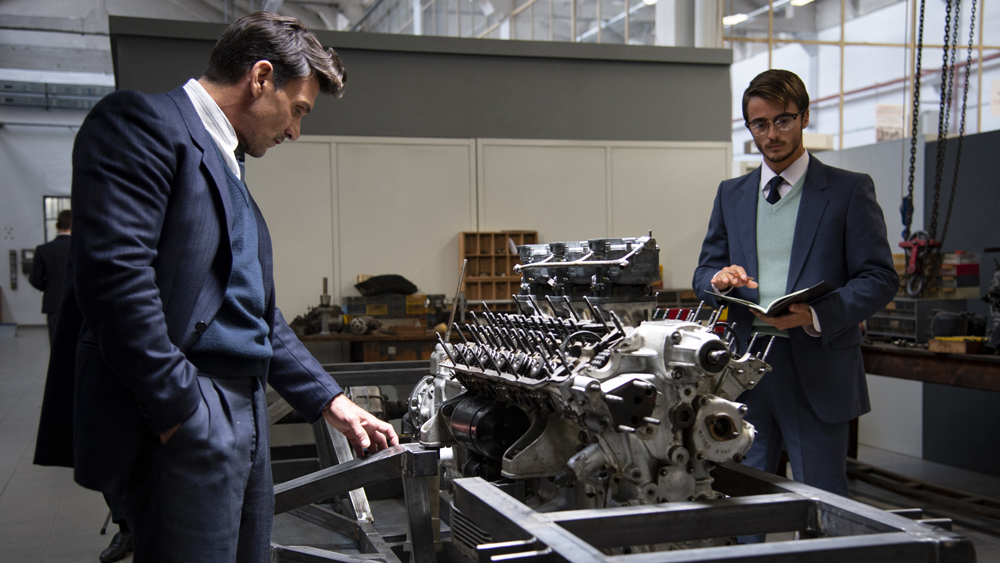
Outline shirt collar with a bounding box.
[182,79,242,180]
[760,150,810,191]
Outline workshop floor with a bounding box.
[1,324,998,562]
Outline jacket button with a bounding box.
[195,321,207,334]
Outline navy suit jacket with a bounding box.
[29,234,71,314]
[692,156,899,424]
[40,86,342,496]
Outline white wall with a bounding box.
[0,106,85,325]
[477,139,730,290]
[247,136,731,321]
[858,374,923,457]
[246,136,478,319]
[2,128,729,325]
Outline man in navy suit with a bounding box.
[693,70,898,499]
[60,13,397,562]
[29,209,72,344]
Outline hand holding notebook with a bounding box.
[704,281,835,317]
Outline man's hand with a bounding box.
[160,423,181,444]
[711,265,759,292]
[323,394,399,457]
[752,302,813,330]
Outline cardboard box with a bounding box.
[928,337,984,354]
[926,287,981,299]
[939,263,980,276]
[943,252,980,264]
[938,275,980,288]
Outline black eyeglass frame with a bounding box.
[745,109,806,136]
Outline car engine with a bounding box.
[405,235,774,553]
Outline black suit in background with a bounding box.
[28,233,71,343]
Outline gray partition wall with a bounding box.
[109,16,732,142]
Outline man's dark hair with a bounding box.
[742,69,809,123]
[205,12,346,98]
[56,209,72,231]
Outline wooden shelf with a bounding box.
[460,230,537,311]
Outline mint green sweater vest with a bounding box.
[753,174,805,337]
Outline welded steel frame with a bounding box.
[451,462,976,563]
[271,443,440,563]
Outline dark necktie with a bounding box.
[765,175,784,205]
[234,146,246,180]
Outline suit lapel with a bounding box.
[787,156,830,292]
[165,87,233,236]
[736,168,761,281]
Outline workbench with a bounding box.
[298,332,447,362]
[862,341,1000,392]
[861,341,1000,479]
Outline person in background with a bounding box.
[29,209,72,344]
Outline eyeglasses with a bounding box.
[745,110,805,136]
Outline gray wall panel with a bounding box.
[923,383,1000,478]
[925,130,1000,319]
[110,17,731,142]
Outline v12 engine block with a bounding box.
[406,236,773,550]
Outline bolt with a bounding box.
[671,367,684,380]
[695,452,706,461]
[630,468,642,480]
[671,331,682,344]
[732,453,744,464]
[748,380,756,386]
[738,405,748,415]
[698,395,709,408]
[659,468,669,477]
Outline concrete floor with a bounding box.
[2,324,999,562]
[0,326,130,562]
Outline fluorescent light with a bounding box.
[642,0,657,5]
[723,13,748,26]
[790,0,815,6]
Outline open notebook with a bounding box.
[704,281,834,317]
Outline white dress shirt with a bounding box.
[760,151,809,200]
[183,79,242,181]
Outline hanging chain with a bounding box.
[941,0,976,244]
[929,0,957,242]
[903,0,926,241]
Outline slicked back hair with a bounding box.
[205,12,346,98]
[56,209,72,231]
[742,69,809,123]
